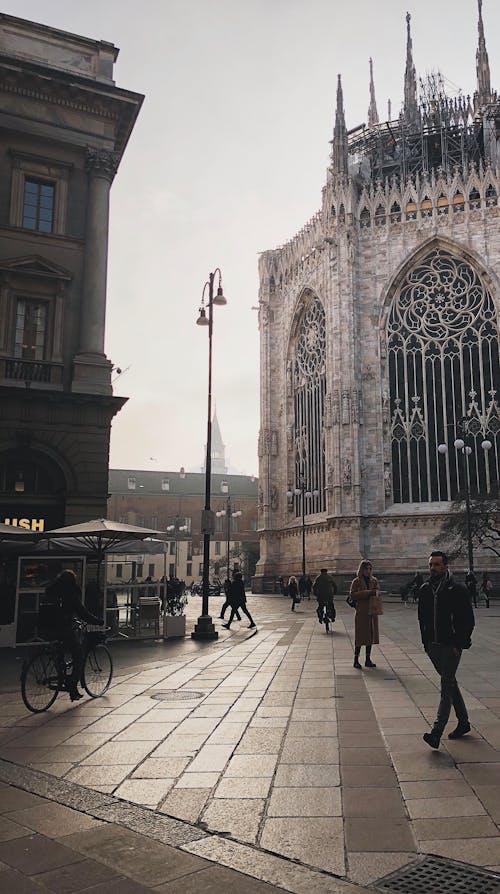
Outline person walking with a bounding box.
[412,571,424,604]
[465,570,478,608]
[313,568,337,632]
[479,572,492,608]
[349,560,380,668]
[222,571,256,629]
[288,575,299,611]
[298,573,308,602]
[220,577,241,621]
[418,551,474,749]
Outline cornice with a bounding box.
[0,63,143,157]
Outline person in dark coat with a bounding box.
[220,577,241,621]
[418,551,475,749]
[411,571,424,603]
[288,575,299,611]
[465,570,478,608]
[44,569,101,701]
[222,572,256,629]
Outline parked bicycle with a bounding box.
[21,623,113,713]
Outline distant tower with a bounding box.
[203,406,228,474]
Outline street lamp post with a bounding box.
[287,476,319,577]
[192,269,227,641]
[166,523,188,577]
[216,495,242,583]
[438,419,492,574]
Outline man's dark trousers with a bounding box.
[426,643,468,734]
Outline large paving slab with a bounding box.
[1,595,500,890]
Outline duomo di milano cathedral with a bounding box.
[254,1,500,588]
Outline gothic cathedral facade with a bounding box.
[255,3,500,588]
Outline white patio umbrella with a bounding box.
[40,519,166,579]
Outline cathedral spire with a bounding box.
[403,12,419,122]
[476,0,491,107]
[367,58,379,127]
[332,74,348,176]
[203,405,228,474]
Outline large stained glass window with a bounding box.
[388,249,499,503]
[291,296,326,515]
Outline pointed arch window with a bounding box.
[437,194,449,215]
[375,204,386,226]
[290,296,326,516]
[405,201,417,221]
[388,248,499,503]
[360,207,371,228]
[390,201,401,223]
[421,196,432,217]
[469,187,480,209]
[485,183,498,207]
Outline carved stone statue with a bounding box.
[343,458,352,487]
[270,485,279,511]
[382,387,390,424]
[384,466,392,496]
[342,390,350,425]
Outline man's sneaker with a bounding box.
[448,721,471,740]
[423,730,441,749]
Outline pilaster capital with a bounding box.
[85,148,119,182]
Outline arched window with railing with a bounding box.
[387,248,499,503]
[290,296,327,515]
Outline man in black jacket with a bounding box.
[418,551,475,749]
[45,570,101,701]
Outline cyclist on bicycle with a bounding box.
[44,569,101,701]
[313,568,337,631]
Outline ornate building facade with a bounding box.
[0,14,143,531]
[255,3,500,589]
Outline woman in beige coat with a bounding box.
[349,559,380,669]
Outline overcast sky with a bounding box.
[6,0,500,476]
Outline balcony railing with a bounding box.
[1,357,63,386]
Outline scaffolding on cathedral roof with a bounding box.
[334,4,499,186]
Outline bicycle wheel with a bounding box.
[21,652,59,713]
[82,644,113,697]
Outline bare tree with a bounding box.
[440,486,500,560]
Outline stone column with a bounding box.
[72,148,118,395]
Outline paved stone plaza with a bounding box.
[1,595,500,892]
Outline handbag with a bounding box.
[368,591,383,615]
[346,595,356,608]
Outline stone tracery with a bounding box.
[388,249,500,503]
[290,296,326,516]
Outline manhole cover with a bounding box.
[150,690,204,701]
[377,856,500,894]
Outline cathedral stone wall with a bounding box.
[254,15,500,590]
